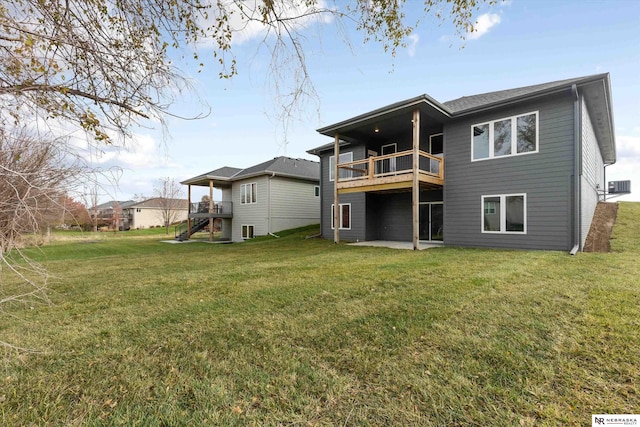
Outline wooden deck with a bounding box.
[336,150,443,194]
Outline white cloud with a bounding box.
[407,34,420,57]
[199,0,334,47]
[467,13,501,40]
[615,134,640,160]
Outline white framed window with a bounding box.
[240,182,257,204]
[331,203,351,230]
[472,111,538,161]
[329,152,353,181]
[241,224,254,239]
[314,185,320,197]
[482,194,526,234]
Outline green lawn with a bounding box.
[2,203,639,426]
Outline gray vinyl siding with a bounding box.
[269,177,320,233]
[220,188,233,240]
[444,93,575,250]
[231,176,268,241]
[580,96,604,249]
[319,145,367,241]
[370,193,412,241]
[365,190,443,241]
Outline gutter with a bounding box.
[571,84,581,255]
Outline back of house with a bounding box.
[308,73,615,251]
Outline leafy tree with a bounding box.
[60,196,91,230]
[0,0,494,143]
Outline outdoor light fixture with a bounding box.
[374,126,379,133]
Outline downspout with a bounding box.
[570,84,580,255]
[603,162,615,201]
[268,172,275,235]
[187,184,192,240]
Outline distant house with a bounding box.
[122,197,189,230]
[308,73,616,252]
[91,200,134,230]
[180,156,320,241]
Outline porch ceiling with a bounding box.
[317,96,451,142]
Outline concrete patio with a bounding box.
[347,241,444,250]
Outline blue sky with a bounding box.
[94,0,640,202]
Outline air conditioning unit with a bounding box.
[608,180,631,194]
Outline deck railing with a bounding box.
[337,150,443,183]
[189,200,233,215]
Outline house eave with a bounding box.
[233,170,319,182]
[316,95,452,138]
[579,76,616,164]
[307,140,352,156]
[180,175,233,186]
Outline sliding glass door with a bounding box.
[419,202,443,241]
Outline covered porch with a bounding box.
[317,95,450,250]
[180,172,236,242]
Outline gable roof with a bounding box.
[93,200,134,210]
[311,73,615,163]
[182,166,243,184]
[125,197,188,209]
[182,156,319,186]
[233,156,319,181]
[442,74,608,114]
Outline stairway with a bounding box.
[175,218,209,241]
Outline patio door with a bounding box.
[429,133,443,175]
[419,202,443,241]
[381,143,397,174]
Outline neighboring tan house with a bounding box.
[308,73,617,252]
[180,156,320,242]
[122,197,189,230]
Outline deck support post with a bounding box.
[209,180,214,242]
[412,109,420,250]
[187,184,192,240]
[334,133,340,244]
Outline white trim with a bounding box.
[240,182,257,204]
[481,194,527,234]
[471,111,539,162]
[429,133,444,156]
[329,152,353,181]
[330,203,352,230]
[241,224,255,239]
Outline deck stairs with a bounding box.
[175,218,209,241]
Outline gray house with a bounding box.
[308,73,616,252]
[180,156,320,242]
